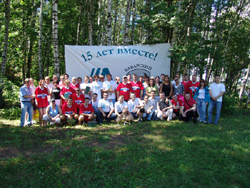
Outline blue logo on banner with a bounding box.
[90,68,110,77]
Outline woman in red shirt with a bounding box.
[35,79,49,126]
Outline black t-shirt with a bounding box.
[52,87,61,100]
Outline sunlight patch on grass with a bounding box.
[184,136,221,143]
[61,166,71,174]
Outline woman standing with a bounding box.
[155,76,161,89]
[146,78,159,98]
[50,81,61,106]
[160,75,173,99]
[193,79,210,123]
[173,76,185,101]
[35,79,49,126]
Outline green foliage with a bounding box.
[0,106,21,119]
[0,109,250,187]
[1,76,20,105]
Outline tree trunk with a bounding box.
[123,0,132,45]
[52,0,60,78]
[131,0,136,44]
[101,0,107,45]
[38,0,44,79]
[106,0,112,45]
[239,64,250,103]
[113,0,119,45]
[87,0,93,45]
[76,1,83,45]
[97,0,101,45]
[0,0,10,109]
[26,0,37,78]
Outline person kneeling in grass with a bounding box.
[115,95,134,125]
[60,97,78,124]
[43,99,62,126]
[137,95,154,122]
[128,93,141,120]
[157,92,173,121]
[171,94,184,119]
[78,97,96,125]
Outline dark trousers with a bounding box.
[179,110,198,123]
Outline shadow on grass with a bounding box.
[0,109,250,187]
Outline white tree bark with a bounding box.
[52,0,60,78]
[123,0,132,45]
[88,0,93,45]
[76,1,83,45]
[131,0,136,44]
[38,0,44,79]
[106,0,112,45]
[1,0,10,77]
[239,64,250,101]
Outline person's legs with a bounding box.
[214,101,222,124]
[27,103,33,125]
[20,102,28,127]
[95,110,103,123]
[197,98,202,121]
[111,99,116,105]
[166,108,173,120]
[207,100,215,124]
[200,99,206,122]
[42,114,51,126]
[146,110,154,120]
[157,111,163,120]
[42,108,47,126]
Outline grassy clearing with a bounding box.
[0,109,250,187]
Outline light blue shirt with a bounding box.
[20,85,32,102]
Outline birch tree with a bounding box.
[52,0,60,78]
[38,0,44,79]
[87,0,93,45]
[106,0,112,45]
[123,0,132,45]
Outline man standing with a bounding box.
[116,75,132,102]
[181,74,190,93]
[187,75,200,98]
[208,75,225,124]
[19,78,35,126]
[179,93,198,123]
[131,74,144,100]
[157,92,173,121]
[97,92,117,123]
[91,74,102,101]
[102,74,117,104]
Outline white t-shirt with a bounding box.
[91,99,99,109]
[115,101,128,113]
[128,98,141,112]
[140,100,153,111]
[209,83,226,102]
[45,83,53,93]
[148,97,159,110]
[103,80,117,99]
[80,83,93,99]
[98,99,114,112]
[91,81,102,100]
[197,89,205,99]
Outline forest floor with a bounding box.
[1,109,250,187]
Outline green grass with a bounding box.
[0,109,250,188]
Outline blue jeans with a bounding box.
[208,100,222,124]
[143,110,155,121]
[96,111,117,123]
[20,101,33,126]
[197,98,206,122]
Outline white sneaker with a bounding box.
[124,121,127,125]
[32,120,36,124]
[50,122,55,125]
[117,123,120,126]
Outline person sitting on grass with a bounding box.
[179,92,198,124]
[157,92,173,121]
[148,90,159,120]
[137,95,154,122]
[128,92,141,120]
[78,98,96,125]
[60,97,78,124]
[43,99,62,126]
[115,95,134,125]
[97,92,117,124]
[171,94,184,119]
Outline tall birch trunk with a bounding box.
[131,0,136,44]
[123,0,132,45]
[106,0,112,45]
[239,64,250,103]
[113,0,119,45]
[38,0,44,79]
[76,1,83,45]
[52,0,60,78]
[0,0,10,108]
[87,0,93,45]
[97,0,101,45]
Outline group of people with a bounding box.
[19,72,226,127]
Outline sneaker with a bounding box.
[199,119,202,123]
[129,122,131,125]
[117,123,120,126]
[203,121,207,124]
[50,122,55,125]
[124,121,127,125]
[32,120,36,124]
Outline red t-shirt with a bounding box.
[116,83,132,100]
[79,103,94,121]
[60,87,76,105]
[181,81,189,93]
[131,81,144,98]
[72,93,85,109]
[35,87,49,108]
[70,83,80,90]
[171,98,184,112]
[62,103,77,115]
[183,98,196,111]
[187,81,200,98]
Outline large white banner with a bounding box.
[65,43,171,79]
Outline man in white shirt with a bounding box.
[102,74,117,104]
[91,75,103,100]
[97,92,117,123]
[128,93,141,119]
[115,95,133,124]
[207,75,226,124]
[80,76,93,99]
[91,93,101,123]
[157,92,173,121]
[149,90,159,120]
[138,95,154,122]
